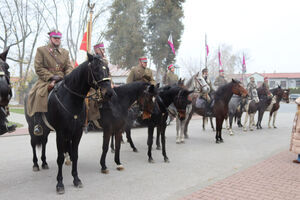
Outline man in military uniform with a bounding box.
[199,68,213,102]
[87,43,109,128]
[127,56,155,85]
[214,69,227,90]
[163,64,178,86]
[247,76,259,102]
[26,30,73,136]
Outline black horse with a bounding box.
[25,53,114,194]
[98,81,158,173]
[0,48,16,135]
[124,85,193,162]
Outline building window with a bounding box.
[296,80,300,88]
[280,81,286,88]
[270,81,275,88]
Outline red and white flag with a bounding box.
[80,32,88,52]
[205,34,209,57]
[218,47,222,67]
[242,54,246,73]
[168,33,176,55]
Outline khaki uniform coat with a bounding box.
[26,43,73,116]
[290,98,300,154]
[214,75,228,89]
[163,71,178,85]
[126,65,155,85]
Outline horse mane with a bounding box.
[64,60,89,86]
[185,74,197,90]
[113,82,148,98]
[214,81,234,100]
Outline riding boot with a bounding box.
[33,112,43,136]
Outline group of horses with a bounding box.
[1,47,289,195]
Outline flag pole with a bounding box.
[85,1,95,130]
[205,33,207,69]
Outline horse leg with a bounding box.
[219,119,224,142]
[268,112,273,128]
[273,111,278,128]
[156,127,161,150]
[243,112,249,132]
[160,124,169,162]
[71,132,83,188]
[184,110,193,138]
[210,117,215,131]
[225,118,229,130]
[202,117,206,131]
[31,138,39,171]
[249,114,254,131]
[115,132,124,171]
[110,135,115,153]
[229,114,234,136]
[215,118,221,143]
[41,136,49,169]
[147,125,155,163]
[56,134,65,194]
[179,120,185,143]
[125,127,138,152]
[176,117,180,144]
[100,130,111,174]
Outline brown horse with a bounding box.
[213,79,248,143]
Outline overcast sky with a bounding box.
[177,0,300,74]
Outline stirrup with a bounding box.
[33,125,43,136]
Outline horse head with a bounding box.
[0,48,12,106]
[231,79,248,98]
[138,83,159,119]
[283,89,290,103]
[174,88,193,120]
[87,53,115,101]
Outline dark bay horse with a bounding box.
[98,81,158,173]
[212,79,248,143]
[25,53,114,194]
[124,85,192,162]
[0,48,16,135]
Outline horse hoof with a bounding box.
[148,158,155,163]
[111,149,115,153]
[176,140,180,144]
[73,179,83,188]
[184,135,189,139]
[101,169,109,174]
[216,140,220,144]
[274,126,277,129]
[65,160,72,166]
[243,128,247,132]
[56,184,65,195]
[268,126,271,129]
[250,128,253,131]
[164,158,170,163]
[116,165,124,171]
[156,146,161,150]
[220,139,224,143]
[42,164,49,170]
[133,148,138,153]
[180,140,185,144]
[229,132,234,136]
[33,166,40,172]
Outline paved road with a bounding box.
[0,103,295,200]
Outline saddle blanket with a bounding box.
[196,98,206,109]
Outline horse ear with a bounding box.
[148,84,155,93]
[232,78,236,83]
[87,52,93,62]
[178,78,182,85]
[0,47,10,61]
[278,85,281,89]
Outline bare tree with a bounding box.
[178,57,203,78]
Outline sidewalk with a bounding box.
[1,111,29,137]
[180,150,300,200]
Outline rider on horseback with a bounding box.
[214,68,227,90]
[163,64,178,86]
[198,68,214,116]
[26,29,73,136]
[247,76,259,103]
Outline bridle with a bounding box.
[137,86,156,115]
[62,60,111,101]
[174,90,186,114]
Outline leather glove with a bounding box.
[51,75,63,83]
[48,80,56,92]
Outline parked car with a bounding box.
[289,94,300,101]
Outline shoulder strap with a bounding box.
[48,48,64,68]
